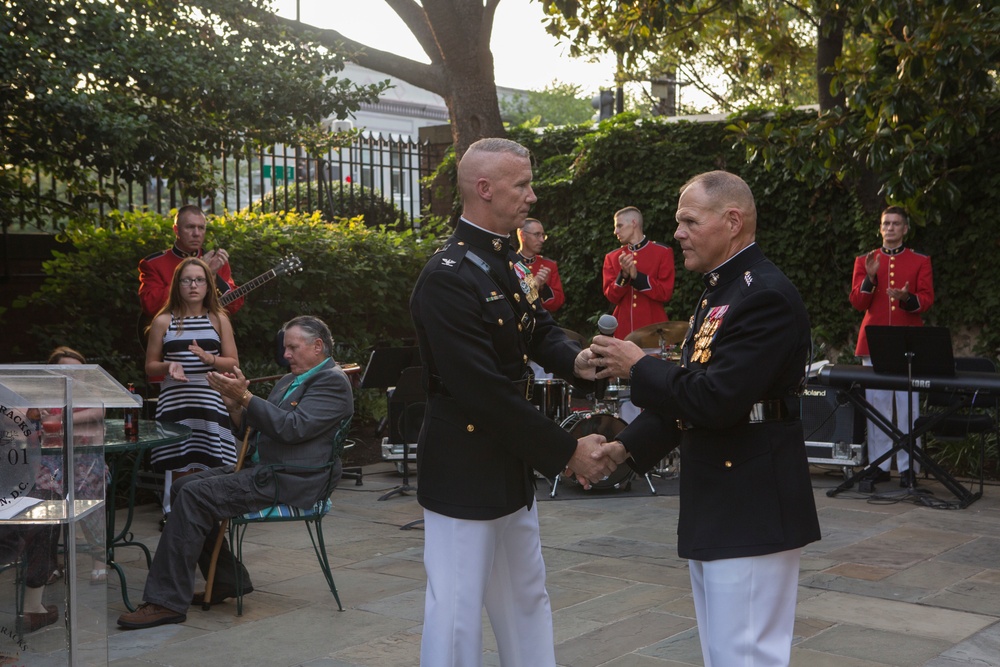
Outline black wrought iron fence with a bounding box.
[8,132,433,231]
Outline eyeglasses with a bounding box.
[525,232,548,241]
[179,277,208,287]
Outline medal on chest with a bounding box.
[691,305,728,364]
[512,260,539,304]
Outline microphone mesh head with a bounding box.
[597,314,618,336]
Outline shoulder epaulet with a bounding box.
[429,241,469,270]
[141,249,168,262]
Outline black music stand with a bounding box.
[868,326,951,492]
[376,365,424,503]
[827,326,982,507]
[867,325,955,378]
[359,346,420,391]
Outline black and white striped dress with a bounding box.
[152,314,237,471]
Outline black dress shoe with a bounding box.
[899,469,918,488]
[192,583,253,606]
[868,468,891,483]
[22,604,59,633]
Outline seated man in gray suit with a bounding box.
[118,315,354,629]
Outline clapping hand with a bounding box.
[203,248,229,274]
[865,250,880,281]
[188,339,213,366]
[619,252,638,280]
[206,366,249,412]
[886,281,910,302]
[534,265,551,286]
[167,361,188,382]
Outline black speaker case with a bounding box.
[800,383,867,467]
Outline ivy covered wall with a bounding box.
[509,111,1000,362]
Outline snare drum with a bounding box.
[559,411,634,490]
[530,379,570,423]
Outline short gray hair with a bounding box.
[283,315,334,356]
[465,137,529,159]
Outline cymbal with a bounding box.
[560,328,586,345]
[624,321,689,347]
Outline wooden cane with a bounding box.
[201,428,252,610]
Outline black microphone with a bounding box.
[594,314,618,400]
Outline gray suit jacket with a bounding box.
[240,358,354,509]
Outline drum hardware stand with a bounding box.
[641,473,657,495]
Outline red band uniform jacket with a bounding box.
[615,244,821,561]
[138,245,244,318]
[849,247,934,357]
[523,255,564,313]
[602,239,675,338]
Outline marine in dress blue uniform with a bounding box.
[589,171,821,667]
[409,138,616,667]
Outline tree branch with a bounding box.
[273,14,447,96]
[383,0,441,62]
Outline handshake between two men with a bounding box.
[564,333,651,488]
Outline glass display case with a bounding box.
[0,364,140,666]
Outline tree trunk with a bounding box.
[274,1,506,158]
[816,9,846,113]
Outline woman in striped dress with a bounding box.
[145,257,239,516]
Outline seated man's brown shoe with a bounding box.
[22,604,59,633]
[117,602,186,630]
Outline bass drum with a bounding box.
[559,411,634,490]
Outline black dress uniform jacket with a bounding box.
[409,220,590,520]
[618,243,821,561]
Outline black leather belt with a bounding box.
[676,397,799,430]
[429,374,534,400]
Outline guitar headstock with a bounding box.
[274,254,303,276]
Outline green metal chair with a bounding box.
[225,416,352,616]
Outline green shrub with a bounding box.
[6,209,443,424]
[250,181,410,231]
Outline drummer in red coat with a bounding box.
[602,206,675,339]
[516,218,564,313]
[138,205,243,319]
[850,205,934,487]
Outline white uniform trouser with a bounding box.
[421,505,556,667]
[689,548,801,667]
[862,356,920,473]
[528,360,553,381]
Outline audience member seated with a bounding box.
[117,315,354,630]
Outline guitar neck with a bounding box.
[221,269,277,306]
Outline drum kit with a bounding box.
[535,321,688,496]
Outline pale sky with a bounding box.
[271,0,618,95]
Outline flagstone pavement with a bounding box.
[98,464,1000,666]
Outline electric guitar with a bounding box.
[137,254,303,351]
[217,254,302,307]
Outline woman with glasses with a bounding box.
[145,257,239,520]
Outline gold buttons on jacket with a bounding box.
[498,318,503,326]
[467,424,475,432]
[724,460,733,468]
